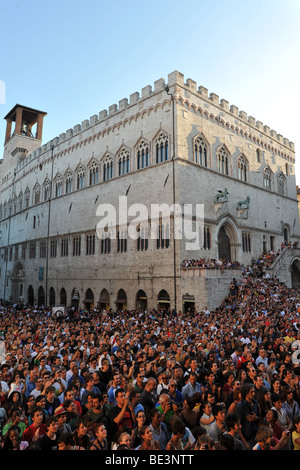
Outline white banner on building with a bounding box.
[0,340,6,364]
[52,307,65,318]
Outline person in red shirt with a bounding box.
[22,406,47,445]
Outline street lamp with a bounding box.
[45,144,55,306]
[165,85,177,313]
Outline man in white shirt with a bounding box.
[182,372,203,400]
[255,348,268,368]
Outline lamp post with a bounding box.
[45,144,55,306]
[3,169,16,302]
[165,85,177,313]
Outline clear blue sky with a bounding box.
[1,0,300,182]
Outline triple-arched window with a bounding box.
[277,172,285,196]
[194,135,208,166]
[89,161,99,185]
[33,184,41,205]
[137,140,149,170]
[155,132,169,163]
[65,170,73,193]
[76,166,85,190]
[55,175,63,196]
[237,154,248,182]
[118,148,130,176]
[103,157,113,181]
[263,166,272,190]
[217,146,229,175]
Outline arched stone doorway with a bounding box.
[136,290,147,310]
[11,260,25,303]
[38,286,45,306]
[99,288,110,310]
[49,287,56,307]
[217,219,238,261]
[157,289,170,312]
[84,288,94,311]
[71,288,80,309]
[28,285,34,306]
[218,226,231,261]
[291,259,300,288]
[182,294,195,313]
[60,288,67,307]
[116,289,127,310]
[283,225,290,243]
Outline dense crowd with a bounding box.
[182,258,242,269]
[182,241,298,271]
[1,263,300,451]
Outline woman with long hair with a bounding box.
[73,417,91,450]
[137,425,161,450]
[265,409,283,442]
[90,423,109,450]
[226,387,242,415]
[131,409,146,448]
[257,389,272,420]
[179,396,200,430]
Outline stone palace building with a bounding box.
[0,70,299,312]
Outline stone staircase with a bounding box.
[266,247,300,288]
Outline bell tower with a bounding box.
[3,104,47,159]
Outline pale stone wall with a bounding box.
[0,71,298,312]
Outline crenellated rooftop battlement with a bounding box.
[13,70,294,171]
[167,70,294,152]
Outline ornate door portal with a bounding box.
[218,226,231,261]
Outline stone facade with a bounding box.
[0,71,299,312]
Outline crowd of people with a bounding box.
[182,258,242,269]
[183,241,299,272]
[1,262,300,451]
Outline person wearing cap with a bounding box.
[54,407,72,436]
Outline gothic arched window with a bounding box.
[118,148,130,176]
[103,157,113,181]
[55,175,63,196]
[263,166,272,190]
[237,155,248,182]
[76,166,85,190]
[65,170,73,194]
[277,172,285,196]
[24,188,30,209]
[137,140,149,170]
[18,192,23,212]
[43,179,51,201]
[194,136,208,166]
[89,161,99,185]
[155,132,169,164]
[217,146,229,175]
[33,184,41,205]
